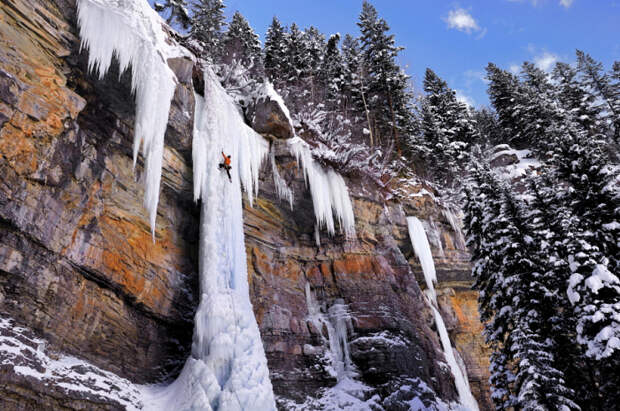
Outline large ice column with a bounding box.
[407,217,479,411]
[143,69,273,411]
[289,138,356,239]
[407,217,438,302]
[77,0,189,235]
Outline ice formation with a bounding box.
[289,137,356,239]
[443,209,466,251]
[270,150,294,209]
[303,283,374,410]
[77,0,190,235]
[407,217,438,302]
[407,217,479,410]
[141,69,274,410]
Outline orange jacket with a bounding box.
[222,152,231,166]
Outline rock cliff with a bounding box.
[0,0,492,409]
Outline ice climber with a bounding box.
[219,151,232,182]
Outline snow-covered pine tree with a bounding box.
[263,17,287,83]
[357,1,411,153]
[190,0,225,59]
[464,165,580,410]
[420,69,476,187]
[154,0,191,29]
[552,62,601,133]
[486,63,527,148]
[463,165,517,409]
[550,130,620,363]
[284,23,308,84]
[340,34,367,130]
[221,11,261,68]
[498,185,579,410]
[303,26,326,80]
[319,33,344,110]
[526,174,604,410]
[576,50,620,142]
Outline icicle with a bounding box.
[77,0,187,237]
[304,284,355,381]
[407,216,438,303]
[443,208,466,251]
[270,150,294,209]
[427,293,479,411]
[289,137,356,239]
[407,216,479,410]
[427,217,445,257]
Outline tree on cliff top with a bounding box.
[154,0,191,30]
[190,0,226,59]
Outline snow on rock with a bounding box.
[407,217,479,410]
[0,317,142,410]
[142,68,274,411]
[289,137,356,240]
[77,0,190,236]
[491,147,541,180]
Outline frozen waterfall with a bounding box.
[141,70,274,410]
[407,217,479,411]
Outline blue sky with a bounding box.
[154,0,620,107]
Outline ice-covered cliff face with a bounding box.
[0,0,492,410]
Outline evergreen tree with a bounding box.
[357,1,412,152]
[303,26,326,79]
[263,17,288,83]
[420,69,477,186]
[285,23,309,83]
[550,131,620,361]
[190,0,225,59]
[576,50,620,141]
[552,62,601,132]
[154,0,190,29]
[486,62,560,154]
[464,166,580,410]
[319,33,345,109]
[341,34,365,122]
[222,11,261,67]
[486,63,527,147]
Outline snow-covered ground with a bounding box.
[0,316,142,410]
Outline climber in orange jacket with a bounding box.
[219,151,232,182]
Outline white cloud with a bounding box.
[559,0,574,7]
[455,90,476,107]
[509,64,521,74]
[444,8,481,34]
[533,51,559,71]
[464,69,489,86]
